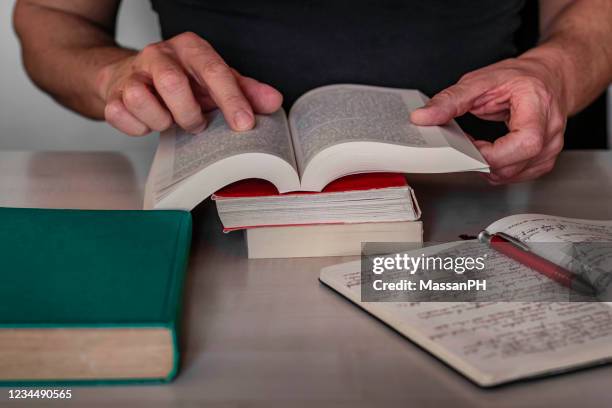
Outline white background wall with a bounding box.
[0,0,161,151]
[0,1,610,151]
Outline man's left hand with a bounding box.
[411,56,568,184]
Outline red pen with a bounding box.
[478,230,596,296]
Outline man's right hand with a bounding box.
[96,32,283,136]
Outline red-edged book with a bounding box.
[212,173,421,232]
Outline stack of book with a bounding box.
[212,173,422,258]
[143,84,490,259]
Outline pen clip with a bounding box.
[495,232,531,251]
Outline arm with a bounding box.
[411,0,612,184]
[13,0,282,136]
[536,0,612,114]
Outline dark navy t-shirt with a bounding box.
[150,0,527,139]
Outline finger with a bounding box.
[474,139,517,183]
[195,92,218,112]
[172,34,255,131]
[473,139,527,179]
[479,172,504,186]
[472,89,506,108]
[501,158,557,184]
[484,128,561,182]
[468,134,522,179]
[122,75,174,132]
[472,111,510,122]
[472,139,490,149]
[192,70,284,113]
[470,92,511,122]
[410,74,499,125]
[140,44,206,133]
[479,130,543,169]
[233,71,283,114]
[486,160,529,181]
[527,106,566,167]
[473,136,522,176]
[470,100,510,121]
[527,133,564,167]
[104,99,150,136]
[477,93,547,168]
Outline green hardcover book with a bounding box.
[0,207,192,385]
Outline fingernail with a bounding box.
[410,108,429,124]
[190,122,207,135]
[419,105,439,114]
[411,106,445,125]
[234,110,254,131]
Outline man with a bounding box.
[13,1,612,184]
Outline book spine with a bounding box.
[165,212,192,381]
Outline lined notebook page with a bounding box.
[320,245,612,386]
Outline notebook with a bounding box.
[0,207,192,385]
[320,213,612,386]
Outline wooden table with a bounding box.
[0,150,611,407]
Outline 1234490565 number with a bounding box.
[8,389,72,399]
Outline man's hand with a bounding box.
[96,32,283,136]
[14,2,284,135]
[411,56,567,184]
[411,0,612,185]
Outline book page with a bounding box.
[486,214,612,294]
[486,214,612,243]
[288,84,448,173]
[152,109,297,197]
[321,243,612,385]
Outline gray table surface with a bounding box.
[0,150,611,407]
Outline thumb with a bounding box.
[410,76,497,126]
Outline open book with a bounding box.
[320,214,612,387]
[144,84,489,210]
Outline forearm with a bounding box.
[520,0,612,115]
[13,1,134,119]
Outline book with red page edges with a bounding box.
[212,173,421,232]
[212,173,408,199]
